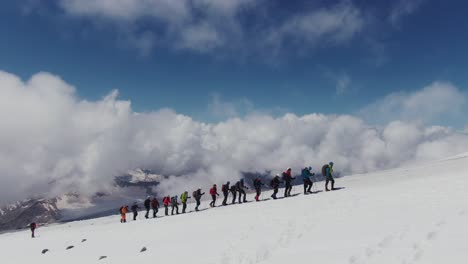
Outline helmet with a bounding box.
[275,174,280,177]
[329,161,334,166]
[287,167,291,171]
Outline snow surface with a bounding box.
[1,155,468,264]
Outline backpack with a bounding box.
[254,178,260,187]
[222,184,226,192]
[193,191,197,198]
[119,206,123,214]
[322,164,329,176]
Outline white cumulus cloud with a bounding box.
[1,70,468,204]
[359,82,466,125]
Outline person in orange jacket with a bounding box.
[120,205,128,223]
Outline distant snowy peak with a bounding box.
[0,198,61,231]
[0,168,166,232]
[114,168,164,188]
[126,169,165,183]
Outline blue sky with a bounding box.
[1,0,468,124]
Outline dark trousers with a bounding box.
[255,187,261,201]
[152,208,158,218]
[271,187,279,199]
[304,179,313,193]
[171,204,179,215]
[238,190,246,203]
[31,228,35,238]
[145,207,150,218]
[164,205,169,216]
[195,199,201,211]
[182,202,187,213]
[284,182,292,197]
[133,211,138,220]
[222,191,229,205]
[231,191,237,204]
[325,178,335,190]
[210,194,217,207]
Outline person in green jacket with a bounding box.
[180,191,191,213]
[322,162,335,191]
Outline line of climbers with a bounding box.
[118,162,336,223]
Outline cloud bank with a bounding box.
[1,70,468,203]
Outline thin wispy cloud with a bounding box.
[46,0,367,57]
[388,0,425,27]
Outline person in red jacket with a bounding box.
[30,222,37,238]
[209,184,220,207]
[151,197,159,218]
[163,196,171,216]
[282,167,296,197]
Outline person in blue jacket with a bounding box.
[301,166,315,194]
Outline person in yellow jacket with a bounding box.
[180,191,191,213]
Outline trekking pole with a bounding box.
[312,179,316,193]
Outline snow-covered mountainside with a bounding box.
[0,198,61,232]
[0,169,164,232]
[1,153,468,264]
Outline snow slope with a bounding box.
[1,154,468,264]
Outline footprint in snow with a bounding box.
[348,255,359,264]
[413,249,423,261]
[412,243,423,261]
[378,235,394,248]
[81,239,87,243]
[66,245,74,250]
[41,249,49,254]
[99,256,107,260]
[426,231,437,241]
[140,247,147,252]
[365,247,375,257]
